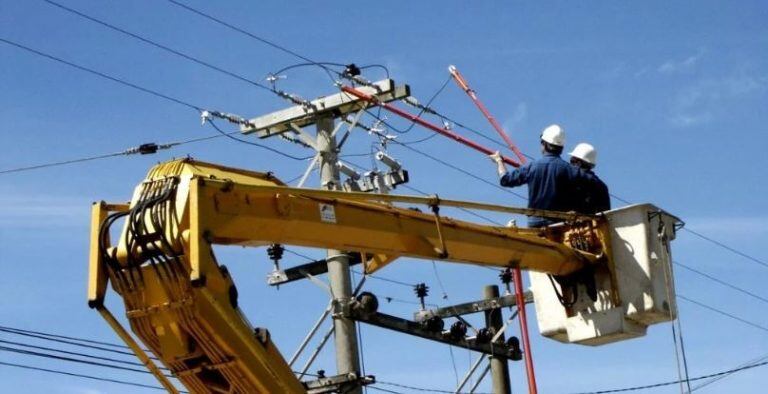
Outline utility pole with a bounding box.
[317,115,362,393]
[484,285,511,394]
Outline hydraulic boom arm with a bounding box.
[88,159,659,393]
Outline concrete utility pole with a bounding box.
[484,285,511,394]
[317,115,362,393]
[240,79,408,392]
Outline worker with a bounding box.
[569,143,611,214]
[490,124,583,227]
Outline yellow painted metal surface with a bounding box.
[89,158,611,393]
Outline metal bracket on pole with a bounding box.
[348,307,519,360]
[268,254,364,286]
[303,372,375,394]
[289,122,319,150]
[416,291,533,321]
[241,79,409,138]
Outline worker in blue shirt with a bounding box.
[489,124,583,227]
[569,143,611,214]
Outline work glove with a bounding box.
[489,151,502,163]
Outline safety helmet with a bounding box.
[569,142,597,165]
[540,124,565,147]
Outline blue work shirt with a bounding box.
[575,170,611,214]
[500,153,584,227]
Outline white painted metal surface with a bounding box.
[530,203,680,345]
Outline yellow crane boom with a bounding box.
[87,158,675,393]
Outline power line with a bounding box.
[377,379,490,394]
[0,345,162,376]
[674,261,768,305]
[570,359,768,394]
[0,37,201,111]
[42,0,276,94]
[207,120,313,161]
[368,386,406,394]
[0,361,171,392]
[678,294,768,333]
[0,133,226,175]
[0,325,129,349]
[691,352,768,391]
[0,326,143,358]
[0,339,148,369]
[282,247,416,288]
[681,228,768,270]
[164,0,338,82]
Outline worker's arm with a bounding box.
[492,152,530,187]
[489,151,507,177]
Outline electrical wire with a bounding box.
[0,133,228,175]
[165,0,338,83]
[207,120,313,160]
[0,325,132,350]
[376,379,491,394]
[0,345,163,376]
[368,386,406,394]
[0,339,149,369]
[0,326,145,358]
[691,352,768,391]
[674,261,768,305]
[681,228,768,270]
[0,37,201,112]
[569,359,768,394]
[396,75,453,137]
[42,0,275,94]
[0,361,173,392]
[677,294,768,333]
[282,247,415,288]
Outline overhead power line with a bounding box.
[674,261,768,305]
[164,0,338,82]
[678,294,768,333]
[570,358,768,394]
[43,0,276,94]
[0,345,163,376]
[0,134,224,175]
[0,361,171,392]
[0,339,148,368]
[681,228,768,270]
[0,37,201,111]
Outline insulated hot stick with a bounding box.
[343,82,537,393]
[448,65,527,164]
[448,65,538,394]
[339,85,522,168]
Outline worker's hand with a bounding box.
[489,151,502,163]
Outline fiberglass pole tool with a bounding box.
[448,64,538,394]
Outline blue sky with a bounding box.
[1,1,767,393]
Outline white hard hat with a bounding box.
[569,142,597,165]
[541,124,565,147]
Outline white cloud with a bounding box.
[669,112,713,127]
[658,49,705,74]
[0,196,94,227]
[669,72,767,127]
[502,102,528,131]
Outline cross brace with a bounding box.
[415,291,534,321]
[241,79,410,138]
